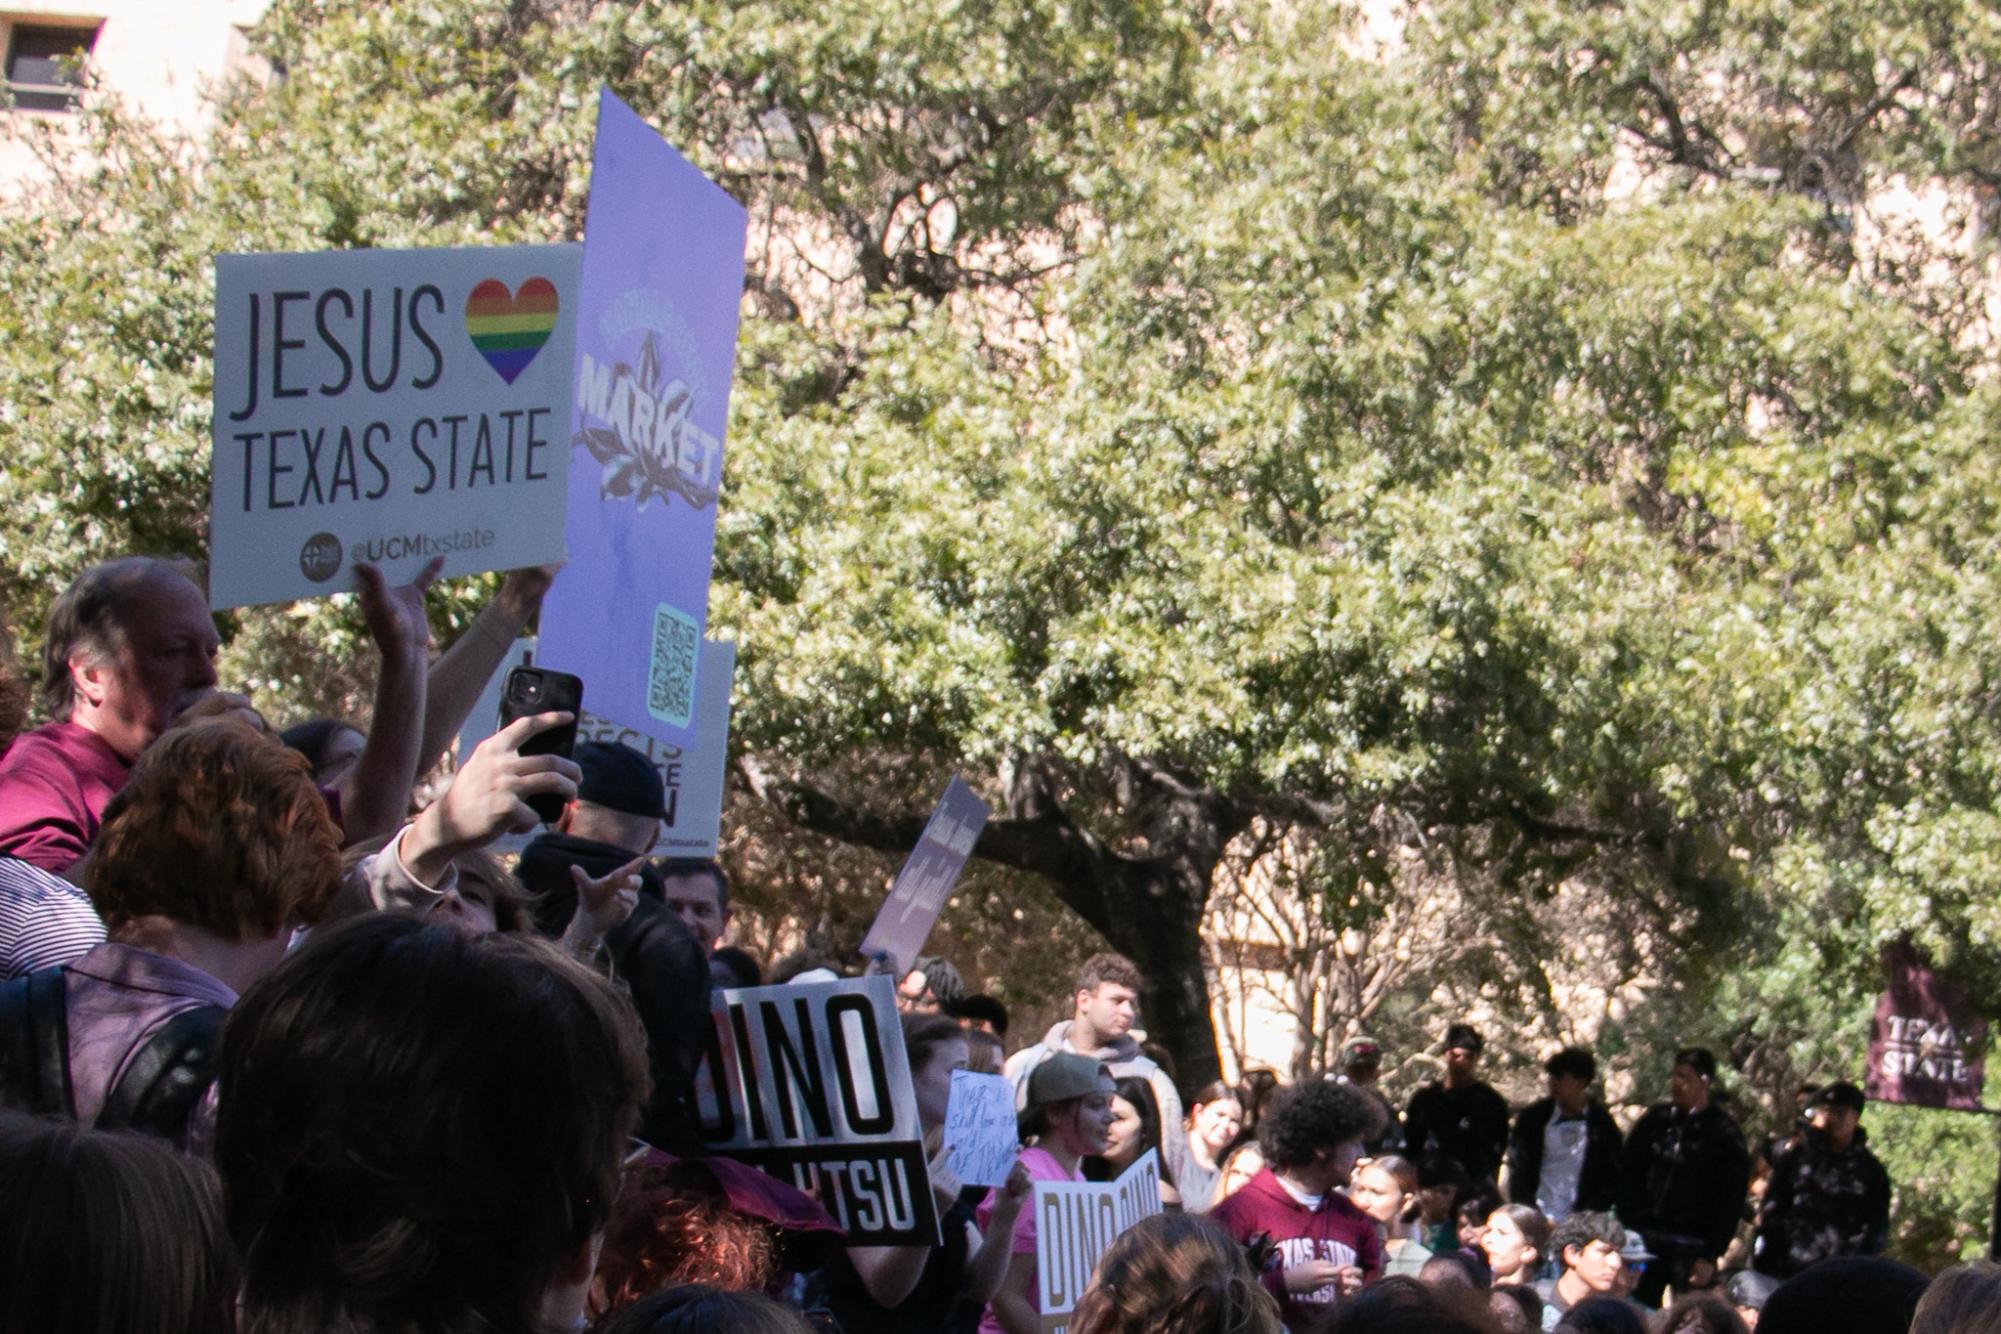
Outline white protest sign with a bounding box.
[944,1070,1019,1188]
[453,635,736,858]
[693,974,941,1245]
[858,776,989,971]
[210,244,581,609]
[1034,1151,1163,1334]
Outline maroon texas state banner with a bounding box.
[1864,940,1990,1111]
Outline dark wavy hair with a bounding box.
[0,1113,237,1334]
[1085,1075,1177,1187]
[1255,1078,1384,1171]
[1550,1212,1626,1268]
[1068,1212,1280,1334]
[217,915,649,1334]
[592,1284,809,1334]
[907,954,965,1007]
[1545,1046,1597,1083]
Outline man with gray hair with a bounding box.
[0,554,431,871]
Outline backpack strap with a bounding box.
[0,968,73,1118]
[98,1003,226,1144]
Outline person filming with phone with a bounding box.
[517,739,669,936]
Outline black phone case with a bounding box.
[498,667,582,825]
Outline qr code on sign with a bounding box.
[647,603,699,729]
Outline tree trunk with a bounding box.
[1074,854,1223,1095]
[736,753,1241,1097]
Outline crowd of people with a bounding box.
[0,553,1981,1334]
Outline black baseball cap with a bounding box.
[574,741,666,818]
[1727,1271,1781,1312]
[1809,1080,1866,1113]
[1440,1022,1485,1054]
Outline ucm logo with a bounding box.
[299,531,343,583]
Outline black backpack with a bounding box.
[0,966,225,1145]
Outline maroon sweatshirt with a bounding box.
[0,721,129,872]
[1209,1167,1383,1326]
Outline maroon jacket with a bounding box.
[1210,1167,1383,1325]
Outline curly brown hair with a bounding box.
[590,1163,782,1318]
[1255,1080,1384,1171]
[1068,1212,1280,1334]
[1076,951,1143,995]
[88,719,340,939]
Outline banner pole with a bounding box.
[1992,1115,2001,1261]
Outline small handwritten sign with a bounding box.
[944,1070,1019,1188]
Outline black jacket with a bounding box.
[1505,1098,1624,1215]
[516,831,666,937]
[1618,1102,1751,1255]
[604,895,712,1154]
[513,834,704,1153]
[1753,1127,1891,1277]
[1405,1080,1512,1182]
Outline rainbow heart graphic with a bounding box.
[464,277,559,384]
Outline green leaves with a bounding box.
[8,0,2001,1245]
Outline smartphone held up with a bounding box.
[498,666,583,825]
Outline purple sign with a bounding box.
[536,88,748,749]
[858,777,990,973]
[1865,941,1989,1111]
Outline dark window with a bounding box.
[6,22,99,112]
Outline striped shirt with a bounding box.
[0,855,105,979]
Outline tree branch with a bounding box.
[1829,66,1920,159]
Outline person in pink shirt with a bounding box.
[979,1052,1117,1334]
